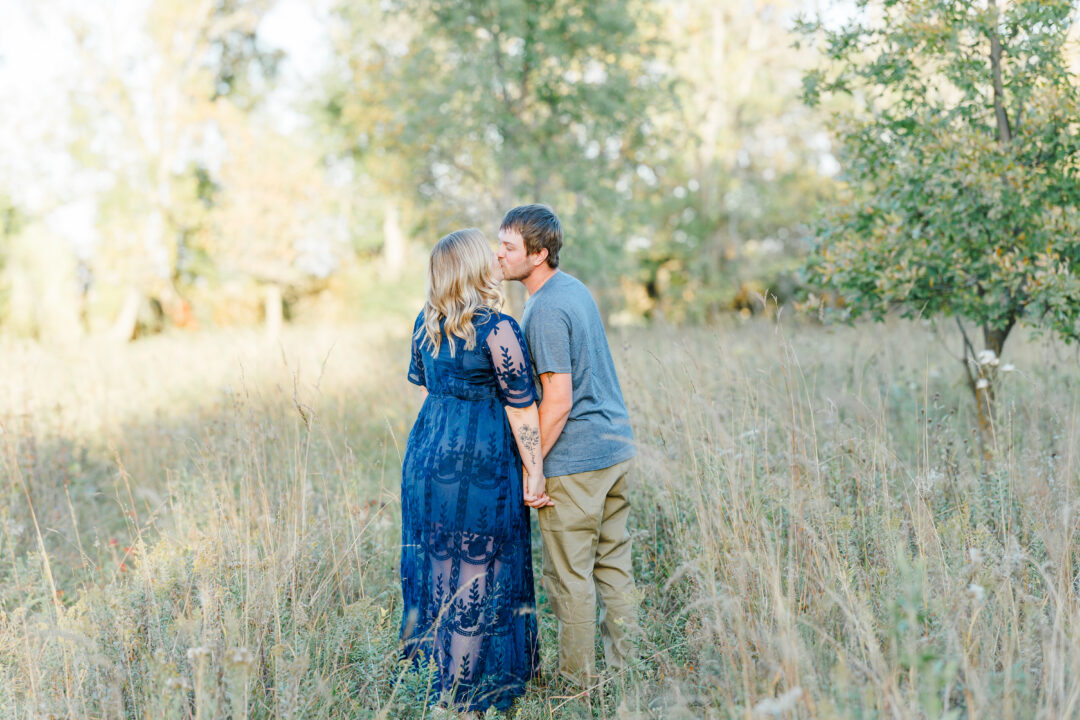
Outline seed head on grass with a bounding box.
[752,687,802,717]
[186,646,212,663]
[977,349,999,367]
[225,647,255,668]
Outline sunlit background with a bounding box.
[0,0,853,342]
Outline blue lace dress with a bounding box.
[400,309,540,712]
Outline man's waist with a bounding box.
[546,428,635,459]
[543,443,637,478]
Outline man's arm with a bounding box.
[538,371,572,458]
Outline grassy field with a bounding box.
[1,314,1078,719]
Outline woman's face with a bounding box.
[489,247,504,282]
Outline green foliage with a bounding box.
[3,0,851,335]
[0,195,22,240]
[204,0,285,106]
[324,0,670,286]
[0,195,21,320]
[887,549,961,720]
[70,0,291,331]
[609,0,837,322]
[799,0,1080,352]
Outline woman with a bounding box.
[400,228,551,716]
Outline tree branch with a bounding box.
[956,315,979,388]
[988,0,1013,144]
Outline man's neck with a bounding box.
[522,265,558,296]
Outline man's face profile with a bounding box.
[497,228,541,281]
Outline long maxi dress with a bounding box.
[399,309,540,712]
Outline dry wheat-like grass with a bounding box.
[0,315,1078,719]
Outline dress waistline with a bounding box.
[426,388,498,402]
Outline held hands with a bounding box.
[523,470,554,508]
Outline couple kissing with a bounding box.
[399,204,638,716]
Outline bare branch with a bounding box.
[955,316,979,388]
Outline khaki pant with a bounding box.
[537,458,638,685]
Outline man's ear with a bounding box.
[533,248,549,267]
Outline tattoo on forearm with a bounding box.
[517,424,540,467]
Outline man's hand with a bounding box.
[524,471,554,508]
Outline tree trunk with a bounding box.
[264,283,283,342]
[110,287,142,342]
[984,10,1016,451]
[964,319,1014,459]
[382,201,406,279]
[988,0,1013,145]
[972,377,994,459]
[984,323,1010,359]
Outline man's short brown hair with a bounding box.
[500,204,562,269]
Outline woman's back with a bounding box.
[408,310,534,407]
[400,307,539,712]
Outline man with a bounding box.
[496,203,638,686]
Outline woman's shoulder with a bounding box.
[475,309,521,341]
[483,310,522,329]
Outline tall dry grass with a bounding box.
[0,315,1078,718]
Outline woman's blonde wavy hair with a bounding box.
[418,228,503,358]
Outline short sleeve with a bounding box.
[408,312,426,387]
[485,316,538,408]
[526,309,572,375]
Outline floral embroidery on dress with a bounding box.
[400,310,539,712]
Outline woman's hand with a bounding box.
[523,471,554,508]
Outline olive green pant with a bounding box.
[537,458,638,685]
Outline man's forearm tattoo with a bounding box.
[517,424,540,467]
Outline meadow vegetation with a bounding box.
[1,315,1078,719]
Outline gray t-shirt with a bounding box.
[522,270,636,477]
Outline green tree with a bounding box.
[320,2,421,280]
[324,0,670,306]
[71,0,282,339]
[631,0,836,322]
[213,114,347,339]
[799,0,1080,443]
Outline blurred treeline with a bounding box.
[0,0,838,341]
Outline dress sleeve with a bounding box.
[408,313,426,387]
[485,316,538,408]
